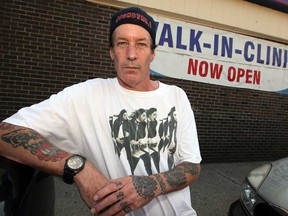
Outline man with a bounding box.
[0,7,201,216]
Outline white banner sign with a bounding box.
[151,15,288,94]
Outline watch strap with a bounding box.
[63,166,76,184]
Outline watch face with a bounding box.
[67,156,84,169]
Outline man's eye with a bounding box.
[117,42,127,47]
[137,43,147,48]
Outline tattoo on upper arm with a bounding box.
[132,176,157,199]
[1,128,67,161]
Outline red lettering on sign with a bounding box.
[187,58,223,79]
[228,66,261,85]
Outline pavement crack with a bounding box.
[216,171,241,186]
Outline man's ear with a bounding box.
[150,51,155,62]
[109,48,114,61]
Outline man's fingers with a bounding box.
[93,181,123,201]
[91,181,126,214]
[95,199,132,216]
[120,201,132,214]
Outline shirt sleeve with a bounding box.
[177,88,202,164]
[4,85,84,154]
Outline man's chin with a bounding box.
[117,76,138,88]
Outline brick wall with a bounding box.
[1,0,287,163]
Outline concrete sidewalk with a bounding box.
[54,161,266,216]
[190,161,266,216]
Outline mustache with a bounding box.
[122,61,140,68]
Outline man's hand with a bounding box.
[73,161,110,208]
[91,175,159,215]
[90,162,200,215]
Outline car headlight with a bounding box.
[241,182,257,214]
[240,164,271,215]
[247,164,271,190]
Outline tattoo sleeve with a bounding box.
[163,162,199,188]
[154,174,167,194]
[1,123,67,161]
[132,162,199,199]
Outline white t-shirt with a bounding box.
[5,78,201,216]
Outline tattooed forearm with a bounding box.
[163,167,187,187]
[154,174,167,194]
[163,162,199,188]
[182,162,199,176]
[0,123,15,130]
[132,176,157,199]
[1,127,67,161]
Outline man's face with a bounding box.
[110,24,155,91]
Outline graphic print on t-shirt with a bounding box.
[109,107,177,175]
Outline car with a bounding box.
[229,157,288,216]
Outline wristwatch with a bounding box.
[63,154,86,184]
